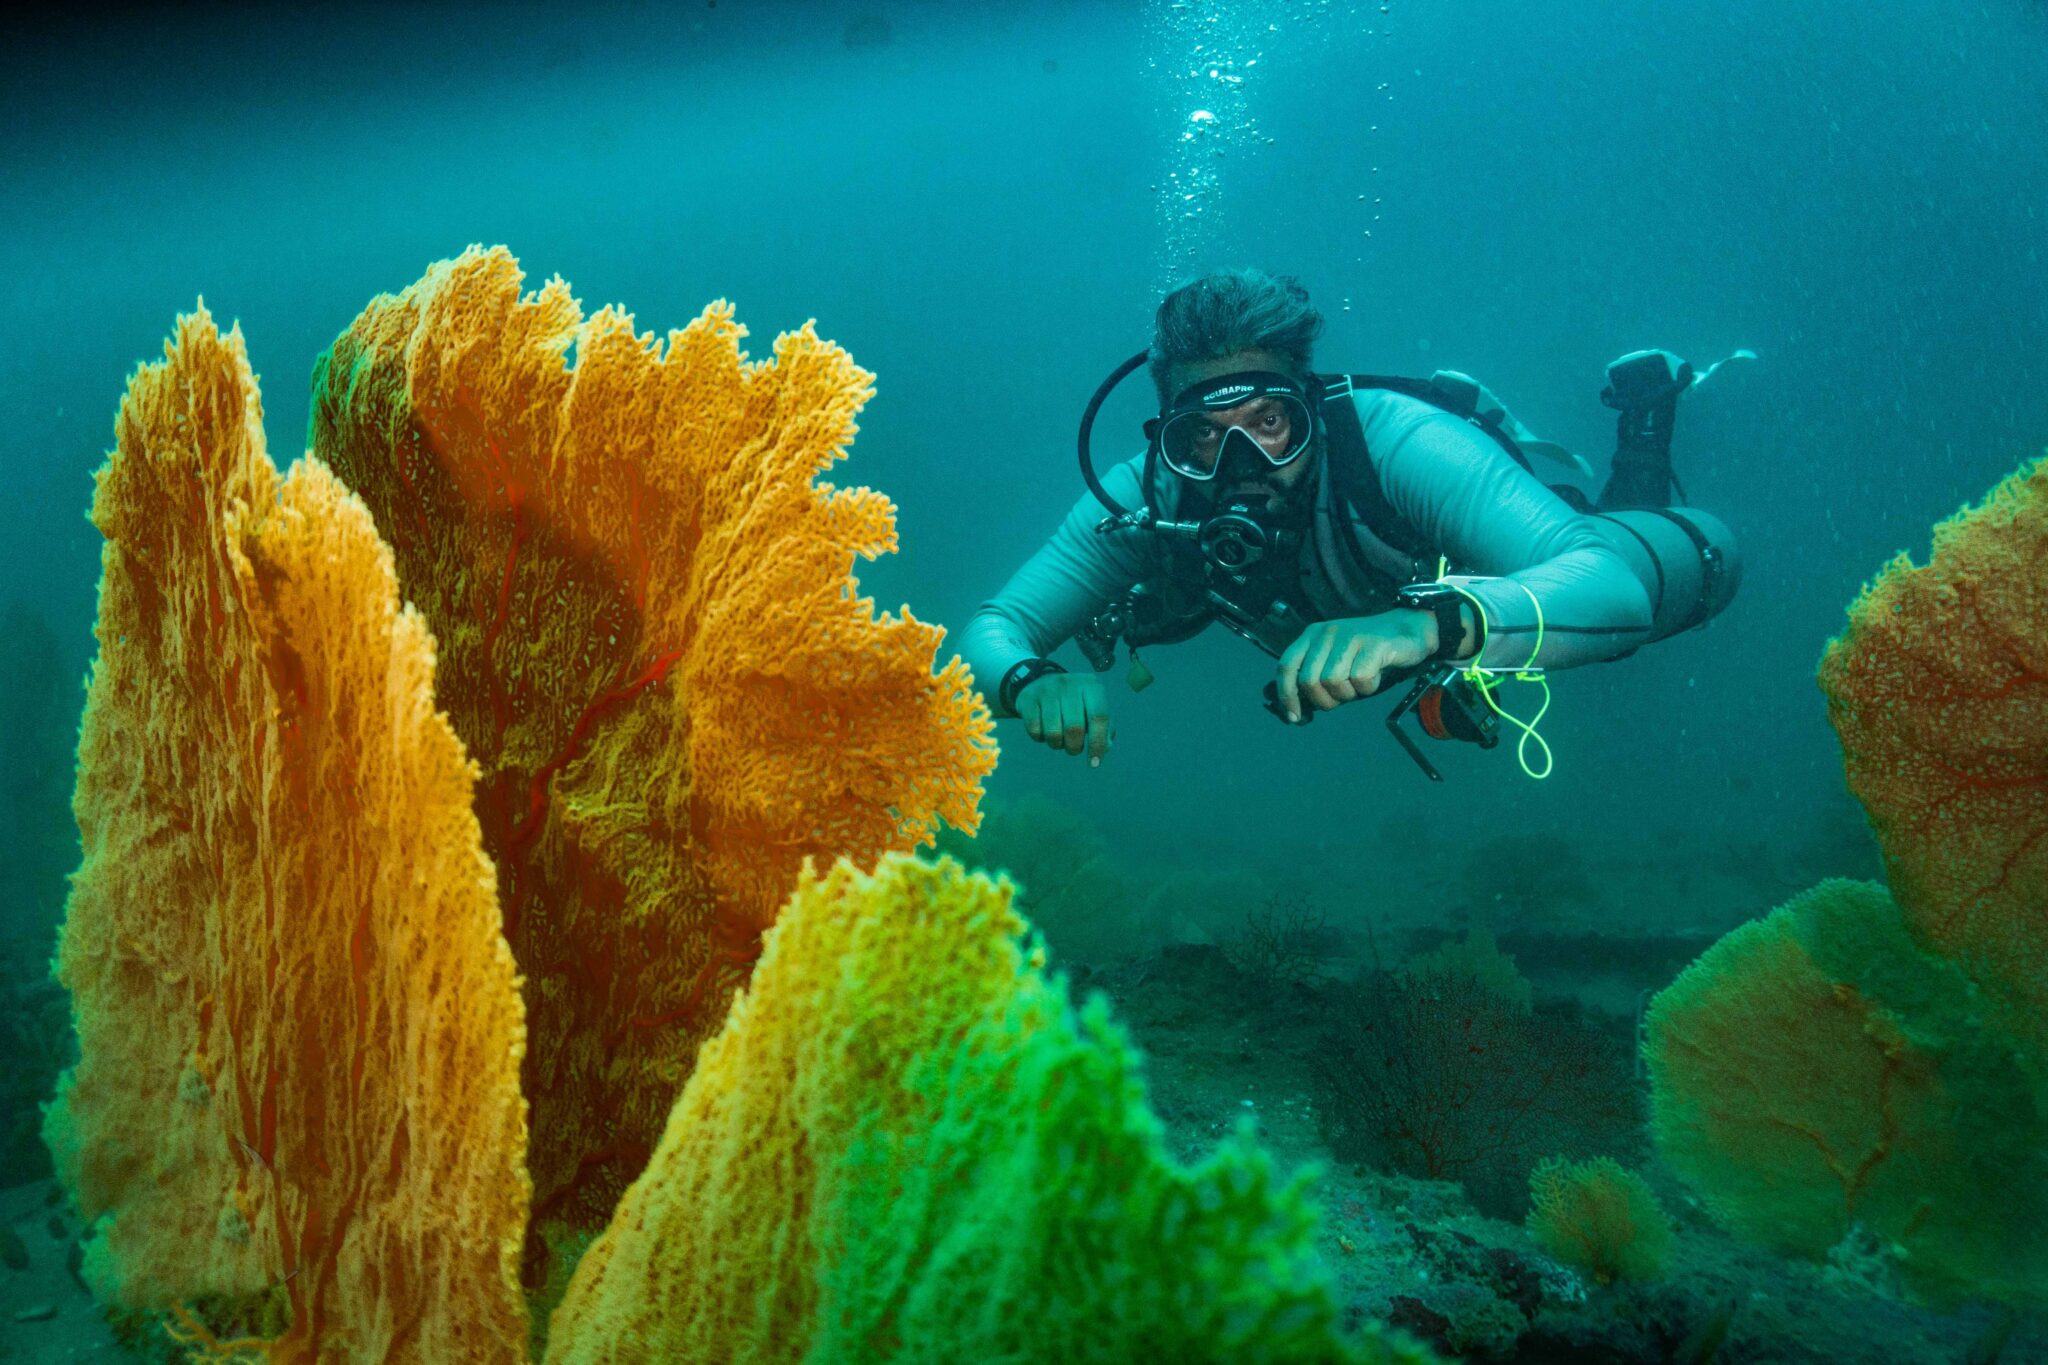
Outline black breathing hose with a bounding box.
[1076,349,1151,519]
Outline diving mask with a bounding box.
[1145,371,1317,481]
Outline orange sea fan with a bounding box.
[46,307,532,1363]
[1818,456,2048,1055]
[309,247,996,1234]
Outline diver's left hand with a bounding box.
[1273,612,1436,723]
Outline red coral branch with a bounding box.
[510,647,686,853]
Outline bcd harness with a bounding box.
[1048,356,1740,781]
[1074,368,1727,676]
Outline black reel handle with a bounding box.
[1261,663,1423,725]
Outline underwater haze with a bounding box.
[4,1,2047,1361]
[5,0,2045,884]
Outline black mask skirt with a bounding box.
[1146,371,1317,483]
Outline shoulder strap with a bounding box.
[1346,373,1535,473]
[1322,371,1583,559]
[1317,376,1430,563]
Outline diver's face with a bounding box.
[1166,350,1315,506]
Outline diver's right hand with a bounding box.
[1016,673,1113,767]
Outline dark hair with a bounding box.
[1148,269,1325,402]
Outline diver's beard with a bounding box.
[1162,436,1321,520]
[1201,454,1315,519]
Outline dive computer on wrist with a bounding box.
[998,657,1068,714]
[1394,582,1478,664]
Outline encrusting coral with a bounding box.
[1524,1156,1673,1286]
[1647,456,2048,1310]
[44,307,533,1361]
[543,853,1435,1365]
[308,247,996,1231]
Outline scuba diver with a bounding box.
[961,268,1745,779]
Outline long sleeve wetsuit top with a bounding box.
[962,389,1659,714]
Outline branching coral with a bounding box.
[309,247,996,1230]
[543,853,1435,1365]
[1525,1156,1673,1286]
[44,307,532,1362]
[1223,891,1336,997]
[1312,958,1636,1212]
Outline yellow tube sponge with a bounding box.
[1818,455,2048,1053]
[543,854,1434,1365]
[309,248,996,1230]
[45,307,532,1362]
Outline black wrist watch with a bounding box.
[998,657,1067,714]
[1394,582,1478,663]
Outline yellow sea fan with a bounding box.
[543,855,1435,1365]
[1818,455,2048,1054]
[310,247,996,1232]
[47,306,531,1363]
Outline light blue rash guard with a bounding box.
[963,388,1664,714]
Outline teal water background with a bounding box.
[4,0,2045,935]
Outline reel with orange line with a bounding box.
[1386,664,1501,782]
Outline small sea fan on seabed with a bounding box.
[1311,959,1638,1215]
[1525,1156,1674,1286]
